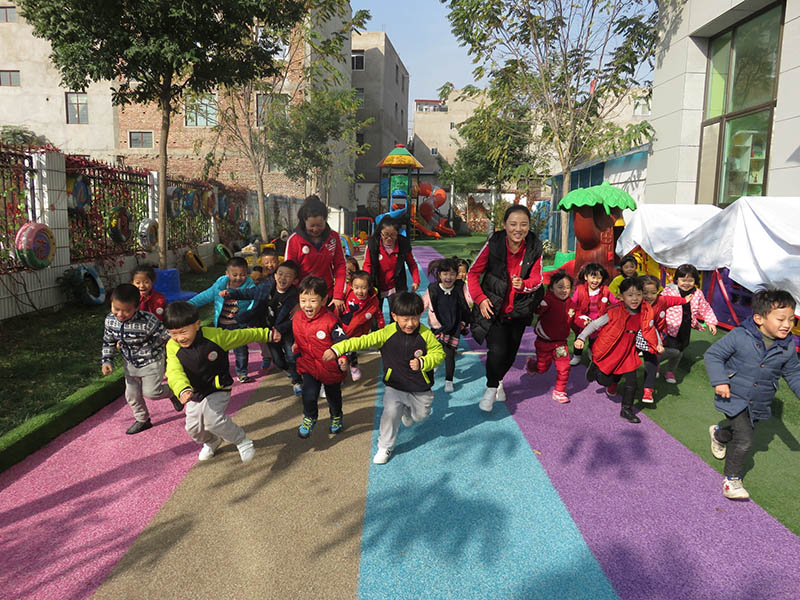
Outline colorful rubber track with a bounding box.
[1,246,799,599]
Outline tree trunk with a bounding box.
[256,171,268,241]
[489,187,497,236]
[560,169,572,253]
[158,91,172,269]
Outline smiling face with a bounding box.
[643,282,659,305]
[380,224,398,246]
[111,299,137,323]
[675,275,696,292]
[621,286,643,311]
[504,210,530,246]
[305,215,327,241]
[260,255,279,276]
[457,264,468,280]
[274,265,297,292]
[226,265,248,289]
[439,268,457,288]
[551,277,572,301]
[392,313,420,334]
[299,290,324,319]
[755,306,796,339]
[352,276,370,300]
[621,261,637,277]
[585,272,603,291]
[132,273,153,297]
[168,321,202,347]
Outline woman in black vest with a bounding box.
[467,205,544,412]
[362,216,421,318]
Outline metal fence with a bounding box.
[0,145,37,273]
[164,179,214,249]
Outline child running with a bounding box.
[454,256,474,307]
[570,263,614,366]
[576,277,659,423]
[293,276,349,438]
[339,269,383,382]
[251,247,280,285]
[422,258,470,393]
[609,255,640,298]
[222,260,302,395]
[189,257,255,382]
[324,291,444,464]
[101,284,182,435]
[660,263,718,383]
[640,274,692,403]
[363,216,421,317]
[131,264,167,320]
[525,271,580,403]
[163,302,279,463]
[705,289,800,500]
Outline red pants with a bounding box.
[534,338,571,393]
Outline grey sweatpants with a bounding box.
[123,358,170,423]
[378,386,433,450]
[184,390,246,445]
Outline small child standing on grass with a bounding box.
[324,292,444,464]
[339,269,383,382]
[525,271,580,403]
[705,289,800,500]
[101,284,182,435]
[163,301,279,463]
[189,257,256,382]
[570,263,614,366]
[131,264,167,321]
[422,258,470,393]
[292,276,349,439]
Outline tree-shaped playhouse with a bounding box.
[557,181,636,276]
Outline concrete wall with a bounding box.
[412,90,483,173]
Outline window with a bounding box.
[394,102,398,120]
[431,147,438,156]
[450,121,455,130]
[395,64,399,84]
[129,131,153,148]
[356,133,365,146]
[185,94,217,127]
[0,70,20,86]
[354,87,365,105]
[255,93,288,126]
[1,6,16,22]
[66,92,88,124]
[402,75,406,93]
[697,4,782,206]
[400,109,404,124]
[633,98,651,116]
[351,49,364,71]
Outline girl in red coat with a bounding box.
[340,270,383,381]
[292,276,349,439]
[525,271,580,403]
[570,263,615,366]
[132,265,167,320]
[576,277,660,423]
[284,195,348,313]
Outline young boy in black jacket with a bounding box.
[221,260,301,395]
[324,292,444,464]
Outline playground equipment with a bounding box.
[153,268,197,303]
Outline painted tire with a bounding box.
[138,218,158,252]
[79,265,106,305]
[167,186,183,218]
[184,191,200,215]
[202,190,217,216]
[15,222,56,269]
[215,243,233,262]
[185,249,207,273]
[238,220,251,238]
[218,194,228,219]
[73,177,91,211]
[109,206,132,245]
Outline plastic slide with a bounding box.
[375,206,408,227]
[411,216,441,239]
[435,221,456,237]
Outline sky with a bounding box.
[349,0,480,136]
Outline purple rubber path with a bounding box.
[415,245,800,600]
[0,357,260,600]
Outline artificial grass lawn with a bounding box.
[412,233,489,262]
[0,263,226,438]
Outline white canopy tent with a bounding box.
[616,197,800,308]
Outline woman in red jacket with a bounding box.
[284,195,347,313]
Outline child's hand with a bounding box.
[101,363,113,376]
[179,389,194,404]
[337,356,349,372]
[708,323,717,335]
[511,275,523,290]
[685,292,694,303]
[271,330,282,343]
[292,343,298,355]
[479,298,494,319]
[409,357,421,371]
[322,349,337,362]
[330,298,346,313]
[574,339,585,350]
[218,289,229,298]
[656,344,664,354]
[116,341,121,350]
[715,384,731,398]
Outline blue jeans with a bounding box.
[220,322,249,377]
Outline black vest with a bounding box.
[471,230,543,344]
[367,235,412,292]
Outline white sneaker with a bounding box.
[723,477,749,500]
[401,406,413,428]
[293,383,303,396]
[709,425,727,460]
[373,447,392,464]
[444,380,454,393]
[319,386,327,399]
[496,382,506,402]
[569,354,581,366]
[479,387,497,412]
[198,436,222,461]
[236,437,255,463]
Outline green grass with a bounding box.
[413,233,489,262]
[0,263,225,438]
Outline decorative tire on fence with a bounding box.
[215,243,233,262]
[138,218,158,252]
[78,265,106,305]
[15,222,56,269]
[238,220,252,238]
[201,190,217,216]
[72,177,91,212]
[185,249,208,273]
[109,206,132,245]
[167,186,183,218]
[184,191,200,215]
[218,194,228,219]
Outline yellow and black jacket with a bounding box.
[166,326,272,401]
[332,322,444,393]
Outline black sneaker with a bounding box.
[620,407,641,424]
[126,419,153,434]
[169,395,184,412]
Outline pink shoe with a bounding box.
[525,356,538,376]
[350,366,362,381]
[664,371,677,384]
[552,390,570,404]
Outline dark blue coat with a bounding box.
[704,318,800,423]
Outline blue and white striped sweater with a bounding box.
[102,310,170,368]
